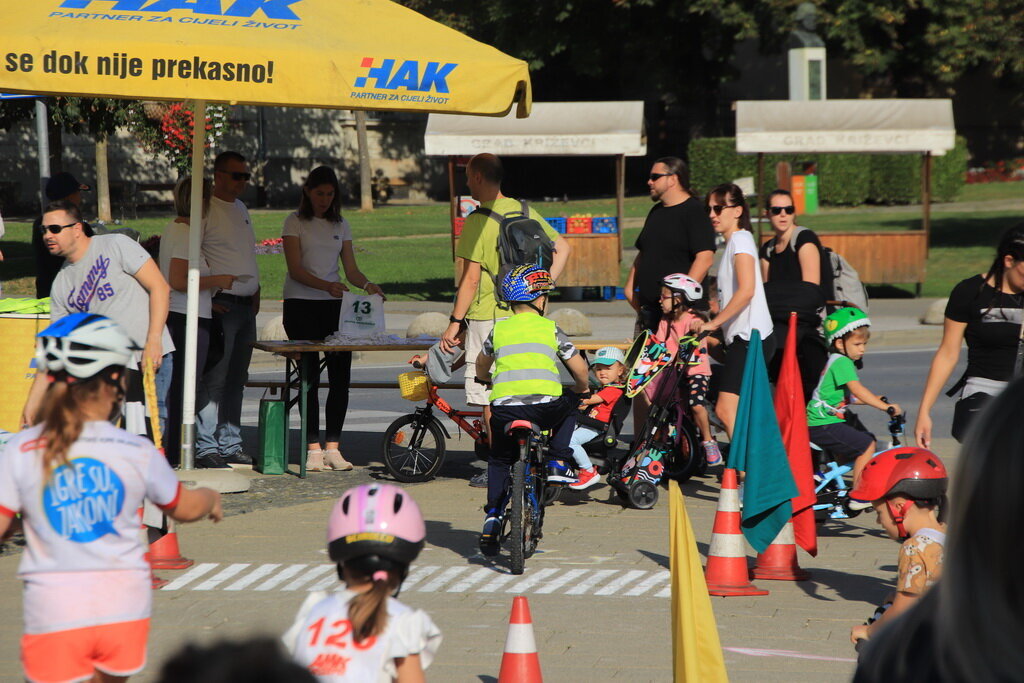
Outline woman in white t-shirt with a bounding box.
[283,166,385,472]
[0,313,222,683]
[159,176,238,466]
[694,183,775,437]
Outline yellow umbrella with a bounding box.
[2,0,531,468]
[1,0,531,115]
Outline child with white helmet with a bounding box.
[648,273,720,465]
[0,313,222,683]
[807,307,902,506]
[284,483,441,681]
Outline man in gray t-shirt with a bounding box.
[21,200,171,431]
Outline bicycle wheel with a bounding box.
[664,409,701,483]
[382,414,446,482]
[509,451,528,575]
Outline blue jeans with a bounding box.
[155,352,173,439]
[568,426,600,470]
[196,298,256,457]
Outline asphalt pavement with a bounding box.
[0,296,964,681]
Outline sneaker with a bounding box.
[703,440,723,466]
[847,497,873,511]
[569,467,602,491]
[306,449,325,472]
[468,471,488,488]
[222,451,253,466]
[479,516,501,556]
[324,448,354,471]
[195,453,230,469]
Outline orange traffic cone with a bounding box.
[750,520,810,581]
[149,516,194,570]
[498,596,543,683]
[704,469,769,597]
[139,507,168,589]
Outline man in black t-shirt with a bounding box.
[626,157,716,332]
[33,171,94,298]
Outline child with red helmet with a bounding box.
[284,483,441,681]
[848,447,947,648]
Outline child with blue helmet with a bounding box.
[473,265,591,555]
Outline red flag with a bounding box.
[774,312,818,556]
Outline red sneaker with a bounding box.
[569,467,602,491]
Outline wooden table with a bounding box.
[253,339,630,477]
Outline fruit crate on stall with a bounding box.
[592,217,618,234]
[567,216,592,234]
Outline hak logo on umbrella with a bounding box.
[57,0,303,20]
[354,57,456,94]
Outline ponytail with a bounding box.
[37,377,107,481]
[346,568,399,643]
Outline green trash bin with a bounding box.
[257,397,286,475]
[804,174,819,214]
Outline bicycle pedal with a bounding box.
[829,506,851,520]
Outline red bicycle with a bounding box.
[382,371,490,482]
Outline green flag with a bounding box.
[727,330,798,553]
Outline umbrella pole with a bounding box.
[180,99,207,470]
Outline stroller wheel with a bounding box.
[628,481,659,510]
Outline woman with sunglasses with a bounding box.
[759,189,832,400]
[282,166,385,472]
[693,183,774,438]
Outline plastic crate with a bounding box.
[452,217,465,236]
[592,216,618,234]
[567,216,592,234]
[547,217,567,233]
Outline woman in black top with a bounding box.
[758,189,831,400]
[915,222,1024,447]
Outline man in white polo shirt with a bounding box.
[194,151,260,469]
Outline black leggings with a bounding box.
[283,299,352,444]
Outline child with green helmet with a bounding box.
[807,307,903,509]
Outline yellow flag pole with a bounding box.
[670,479,729,681]
[142,356,162,452]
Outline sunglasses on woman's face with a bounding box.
[769,205,795,216]
[38,222,79,235]
[708,204,738,216]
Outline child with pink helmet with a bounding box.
[283,483,441,681]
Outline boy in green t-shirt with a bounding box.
[807,308,902,508]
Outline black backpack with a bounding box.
[475,199,555,306]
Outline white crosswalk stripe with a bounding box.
[157,563,675,598]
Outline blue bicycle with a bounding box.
[500,420,550,575]
[812,401,905,521]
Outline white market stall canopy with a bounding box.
[425,101,646,156]
[736,99,955,155]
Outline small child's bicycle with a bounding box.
[381,371,490,482]
[812,399,905,521]
[496,419,551,575]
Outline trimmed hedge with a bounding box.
[689,136,966,206]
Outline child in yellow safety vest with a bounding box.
[474,265,591,556]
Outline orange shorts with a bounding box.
[22,619,149,683]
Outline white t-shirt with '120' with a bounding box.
[203,196,259,296]
[716,229,773,344]
[0,421,182,633]
[282,212,352,301]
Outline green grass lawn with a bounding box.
[2,183,1020,300]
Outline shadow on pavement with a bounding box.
[796,567,892,604]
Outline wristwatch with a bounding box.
[449,315,467,327]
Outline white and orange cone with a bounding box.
[704,469,769,597]
[149,516,194,570]
[498,596,543,683]
[750,520,810,581]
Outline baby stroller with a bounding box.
[607,335,707,510]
